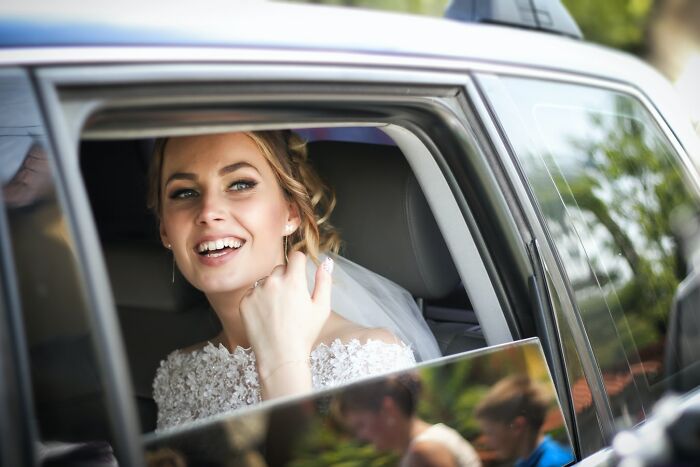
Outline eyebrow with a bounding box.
[164,161,259,187]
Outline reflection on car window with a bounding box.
[480,75,700,427]
[145,339,573,467]
[0,69,117,464]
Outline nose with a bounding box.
[196,190,227,225]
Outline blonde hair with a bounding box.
[147,130,341,261]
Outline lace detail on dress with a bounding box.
[153,339,415,430]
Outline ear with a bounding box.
[511,416,527,433]
[284,202,302,234]
[380,396,400,417]
[159,222,171,249]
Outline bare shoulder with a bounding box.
[405,440,456,467]
[321,312,403,346]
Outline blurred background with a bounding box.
[287,0,700,133]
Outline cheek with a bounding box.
[243,196,288,240]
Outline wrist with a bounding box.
[258,359,309,382]
[255,345,310,370]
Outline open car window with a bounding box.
[143,339,574,467]
[78,125,487,433]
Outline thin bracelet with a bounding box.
[259,359,308,382]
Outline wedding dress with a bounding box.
[153,338,415,430]
[152,254,440,431]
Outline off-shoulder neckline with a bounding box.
[179,337,411,357]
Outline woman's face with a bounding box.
[159,132,299,294]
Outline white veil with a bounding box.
[307,253,442,362]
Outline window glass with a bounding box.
[144,339,574,467]
[480,75,700,427]
[0,69,117,462]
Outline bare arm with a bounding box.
[404,441,458,467]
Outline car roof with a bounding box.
[0,0,643,76]
[2,0,697,163]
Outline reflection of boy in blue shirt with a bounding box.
[515,435,574,467]
[476,376,574,467]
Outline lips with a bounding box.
[196,236,244,257]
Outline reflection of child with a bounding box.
[475,375,573,467]
[338,374,481,467]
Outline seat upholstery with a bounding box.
[105,241,219,431]
[308,140,486,355]
[307,141,460,300]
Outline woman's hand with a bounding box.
[239,251,334,398]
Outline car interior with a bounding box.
[76,127,487,434]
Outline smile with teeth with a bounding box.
[196,237,244,257]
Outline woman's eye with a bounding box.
[169,188,198,200]
[229,180,257,192]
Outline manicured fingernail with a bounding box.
[322,256,334,274]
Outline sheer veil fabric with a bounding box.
[307,253,442,362]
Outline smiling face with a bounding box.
[158,132,300,294]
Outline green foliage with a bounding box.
[561,0,653,54]
[287,0,449,17]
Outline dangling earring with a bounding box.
[284,235,289,263]
[167,244,174,284]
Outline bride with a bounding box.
[149,130,440,430]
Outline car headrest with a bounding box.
[308,141,459,299]
[104,241,208,312]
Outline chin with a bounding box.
[187,272,252,295]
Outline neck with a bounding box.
[516,430,544,460]
[206,287,251,350]
[398,417,431,454]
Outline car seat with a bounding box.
[307,140,486,355]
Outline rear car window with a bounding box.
[479,75,700,427]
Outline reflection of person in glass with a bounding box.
[338,373,481,467]
[475,375,573,467]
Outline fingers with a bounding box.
[285,250,309,287]
[312,256,334,308]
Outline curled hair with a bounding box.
[474,375,551,430]
[337,373,422,417]
[147,130,341,261]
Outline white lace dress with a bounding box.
[152,338,416,430]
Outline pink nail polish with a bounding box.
[322,256,334,274]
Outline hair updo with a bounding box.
[147,130,341,262]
